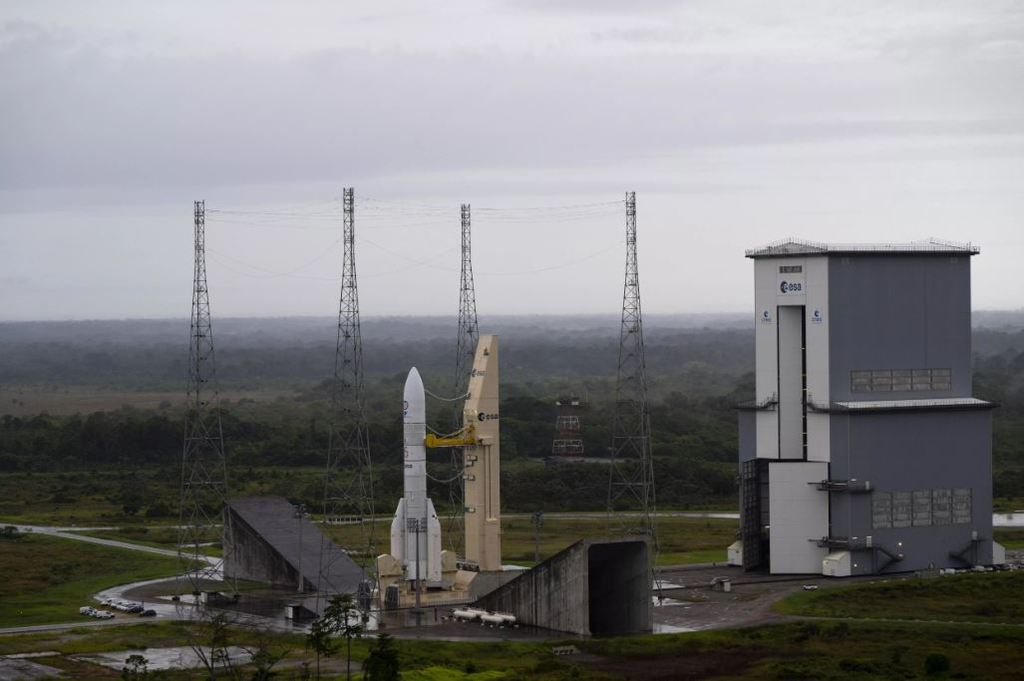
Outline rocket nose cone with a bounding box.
[403,367,426,421]
[405,367,423,393]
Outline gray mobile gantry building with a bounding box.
[732,238,1006,576]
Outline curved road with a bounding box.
[10,524,217,564]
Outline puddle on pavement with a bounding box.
[652,596,689,607]
[653,580,685,590]
[653,623,695,634]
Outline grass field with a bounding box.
[0,533,184,628]
[69,525,223,557]
[322,513,737,567]
[777,570,1024,625]
[994,527,1024,549]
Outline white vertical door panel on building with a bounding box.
[803,258,830,461]
[777,306,805,459]
[769,461,828,573]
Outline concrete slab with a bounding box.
[0,657,63,680]
[75,646,252,671]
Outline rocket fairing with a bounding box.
[390,367,442,584]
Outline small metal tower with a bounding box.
[318,188,376,597]
[552,396,584,457]
[178,200,235,592]
[446,203,479,553]
[607,191,658,544]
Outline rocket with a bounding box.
[390,367,442,584]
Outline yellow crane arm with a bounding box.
[424,425,477,448]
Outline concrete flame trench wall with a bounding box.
[474,539,651,636]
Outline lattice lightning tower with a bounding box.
[318,188,376,599]
[446,203,479,553]
[606,191,658,545]
[178,200,235,592]
[454,203,479,397]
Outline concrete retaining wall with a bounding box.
[474,538,651,636]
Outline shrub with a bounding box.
[925,653,951,676]
[1,525,22,539]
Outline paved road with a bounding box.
[11,524,217,565]
[0,618,151,637]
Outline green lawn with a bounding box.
[68,525,223,557]
[323,513,737,568]
[777,570,1024,625]
[0,533,184,628]
[994,527,1024,549]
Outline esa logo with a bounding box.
[477,412,499,422]
[779,280,803,294]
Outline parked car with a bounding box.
[94,610,114,619]
[140,609,157,618]
[79,606,95,616]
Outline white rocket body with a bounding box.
[390,367,442,584]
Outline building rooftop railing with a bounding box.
[745,237,980,258]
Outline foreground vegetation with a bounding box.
[777,570,1024,626]
[0,533,183,628]
[2,617,1024,680]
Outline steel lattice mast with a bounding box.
[178,200,235,592]
[444,203,479,554]
[454,203,479,397]
[606,191,658,545]
[319,187,376,599]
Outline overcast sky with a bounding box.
[1,1,1022,320]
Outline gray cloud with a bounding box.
[1,2,1023,319]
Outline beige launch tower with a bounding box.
[462,334,502,571]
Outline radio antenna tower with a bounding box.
[446,203,478,552]
[178,200,235,593]
[606,191,658,546]
[318,187,376,604]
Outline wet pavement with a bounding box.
[0,657,64,680]
[75,646,253,671]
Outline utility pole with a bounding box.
[178,200,236,595]
[318,187,376,609]
[531,511,544,564]
[447,203,478,554]
[295,503,306,593]
[606,192,658,547]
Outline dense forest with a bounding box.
[1,314,1023,511]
